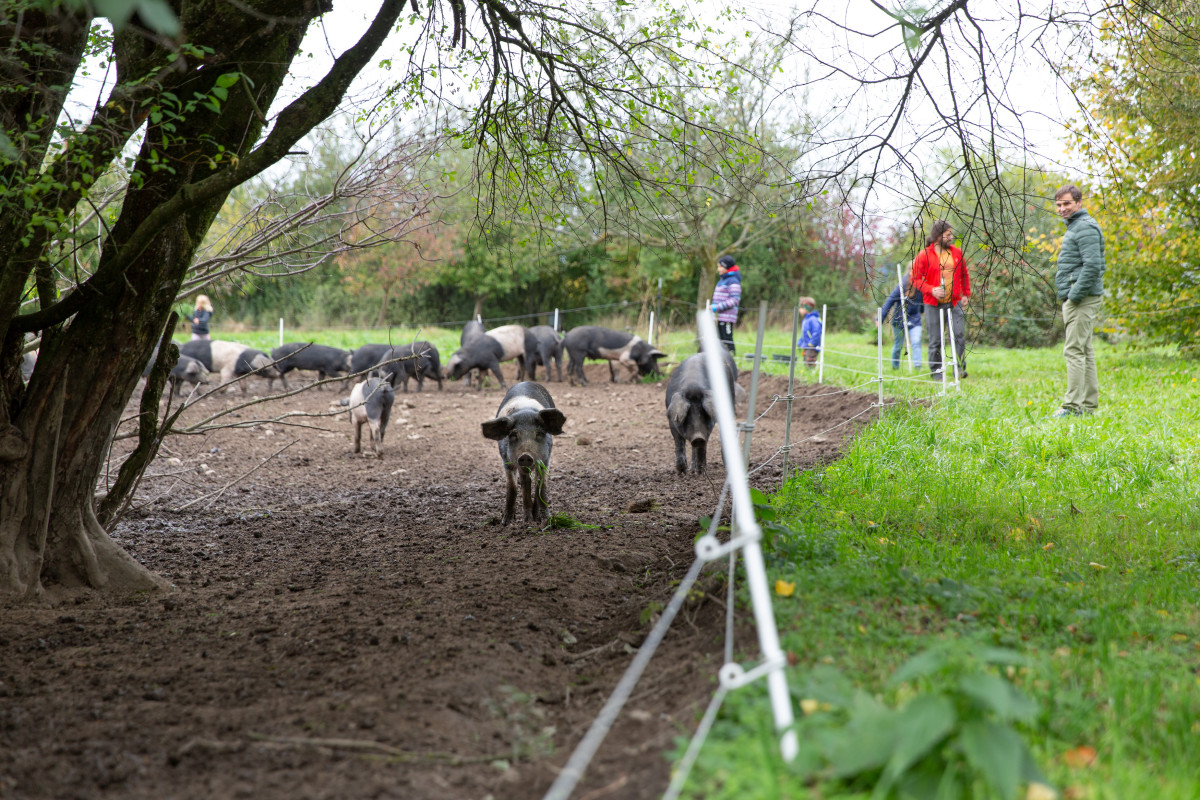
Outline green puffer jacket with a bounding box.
[1055,209,1105,302]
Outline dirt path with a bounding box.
[0,362,875,800]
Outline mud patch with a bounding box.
[0,364,875,799]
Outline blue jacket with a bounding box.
[880,286,923,328]
[711,268,742,323]
[798,310,822,349]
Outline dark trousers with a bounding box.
[717,321,735,353]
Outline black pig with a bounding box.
[527,325,564,382]
[562,326,665,386]
[665,349,737,474]
[269,343,352,390]
[481,382,566,525]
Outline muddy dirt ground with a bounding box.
[0,360,876,800]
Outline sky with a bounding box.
[62,0,1094,224]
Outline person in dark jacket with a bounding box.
[710,254,742,353]
[878,275,924,370]
[190,295,213,341]
[1051,184,1105,418]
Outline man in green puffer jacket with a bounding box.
[1051,184,1105,417]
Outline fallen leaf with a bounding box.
[774,580,795,598]
[1042,542,1055,551]
[1062,745,1098,769]
[1027,782,1059,800]
[800,698,820,715]
[1088,562,1107,570]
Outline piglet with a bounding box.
[481,382,566,526]
[347,375,395,457]
[664,348,737,474]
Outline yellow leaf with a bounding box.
[1089,562,1107,570]
[800,698,820,715]
[857,624,866,634]
[774,580,795,598]
[1042,542,1055,551]
[1027,781,1059,800]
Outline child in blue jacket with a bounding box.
[798,297,822,368]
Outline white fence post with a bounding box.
[939,307,947,397]
[817,303,827,384]
[897,262,913,372]
[648,310,655,346]
[877,307,884,407]
[279,318,284,347]
[948,307,962,392]
[695,310,798,761]
[552,308,559,332]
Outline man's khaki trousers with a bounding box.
[1062,295,1101,412]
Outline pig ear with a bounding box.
[649,349,666,360]
[481,417,514,440]
[538,408,567,435]
[700,392,716,421]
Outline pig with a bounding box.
[481,381,567,526]
[562,326,666,386]
[665,349,738,474]
[269,342,352,390]
[526,325,564,382]
[346,375,395,457]
[143,348,210,396]
[457,320,488,386]
[393,341,442,392]
[180,339,281,394]
[444,334,507,390]
[485,324,535,379]
[20,350,36,385]
[349,342,441,392]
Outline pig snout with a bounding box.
[516,453,536,469]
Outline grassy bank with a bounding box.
[677,337,1200,799]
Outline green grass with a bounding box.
[675,338,1200,799]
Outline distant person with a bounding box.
[797,296,822,368]
[1051,184,1105,418]
[878,275,923,370]
[911,220,970,380]
[190,295,213,341]
[710,254,741,353]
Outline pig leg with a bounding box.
[673,433,689,474]
[608,360,618,383]
[502,466,518,525]
[691,439,707,474]
[352,417,363,454]
[488,359,506,390]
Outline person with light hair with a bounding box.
[190,295,214,341]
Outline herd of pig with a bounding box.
[132,321,738,526]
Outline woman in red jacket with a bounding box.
[910,220,970,379]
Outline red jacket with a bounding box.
[910,243,970,307]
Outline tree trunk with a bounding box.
[0,2,331,599]
[473,295,487,319]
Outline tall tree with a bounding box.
[1072,1,1200,353]
[0,0,744,598]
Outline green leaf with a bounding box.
[978,647,1028,667]
[958,673,1038,723]
[959,720,1027,800]
[876,694,957,795]
[829,703,899,777]
[215,73,241,89]
[889,648,946,686]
